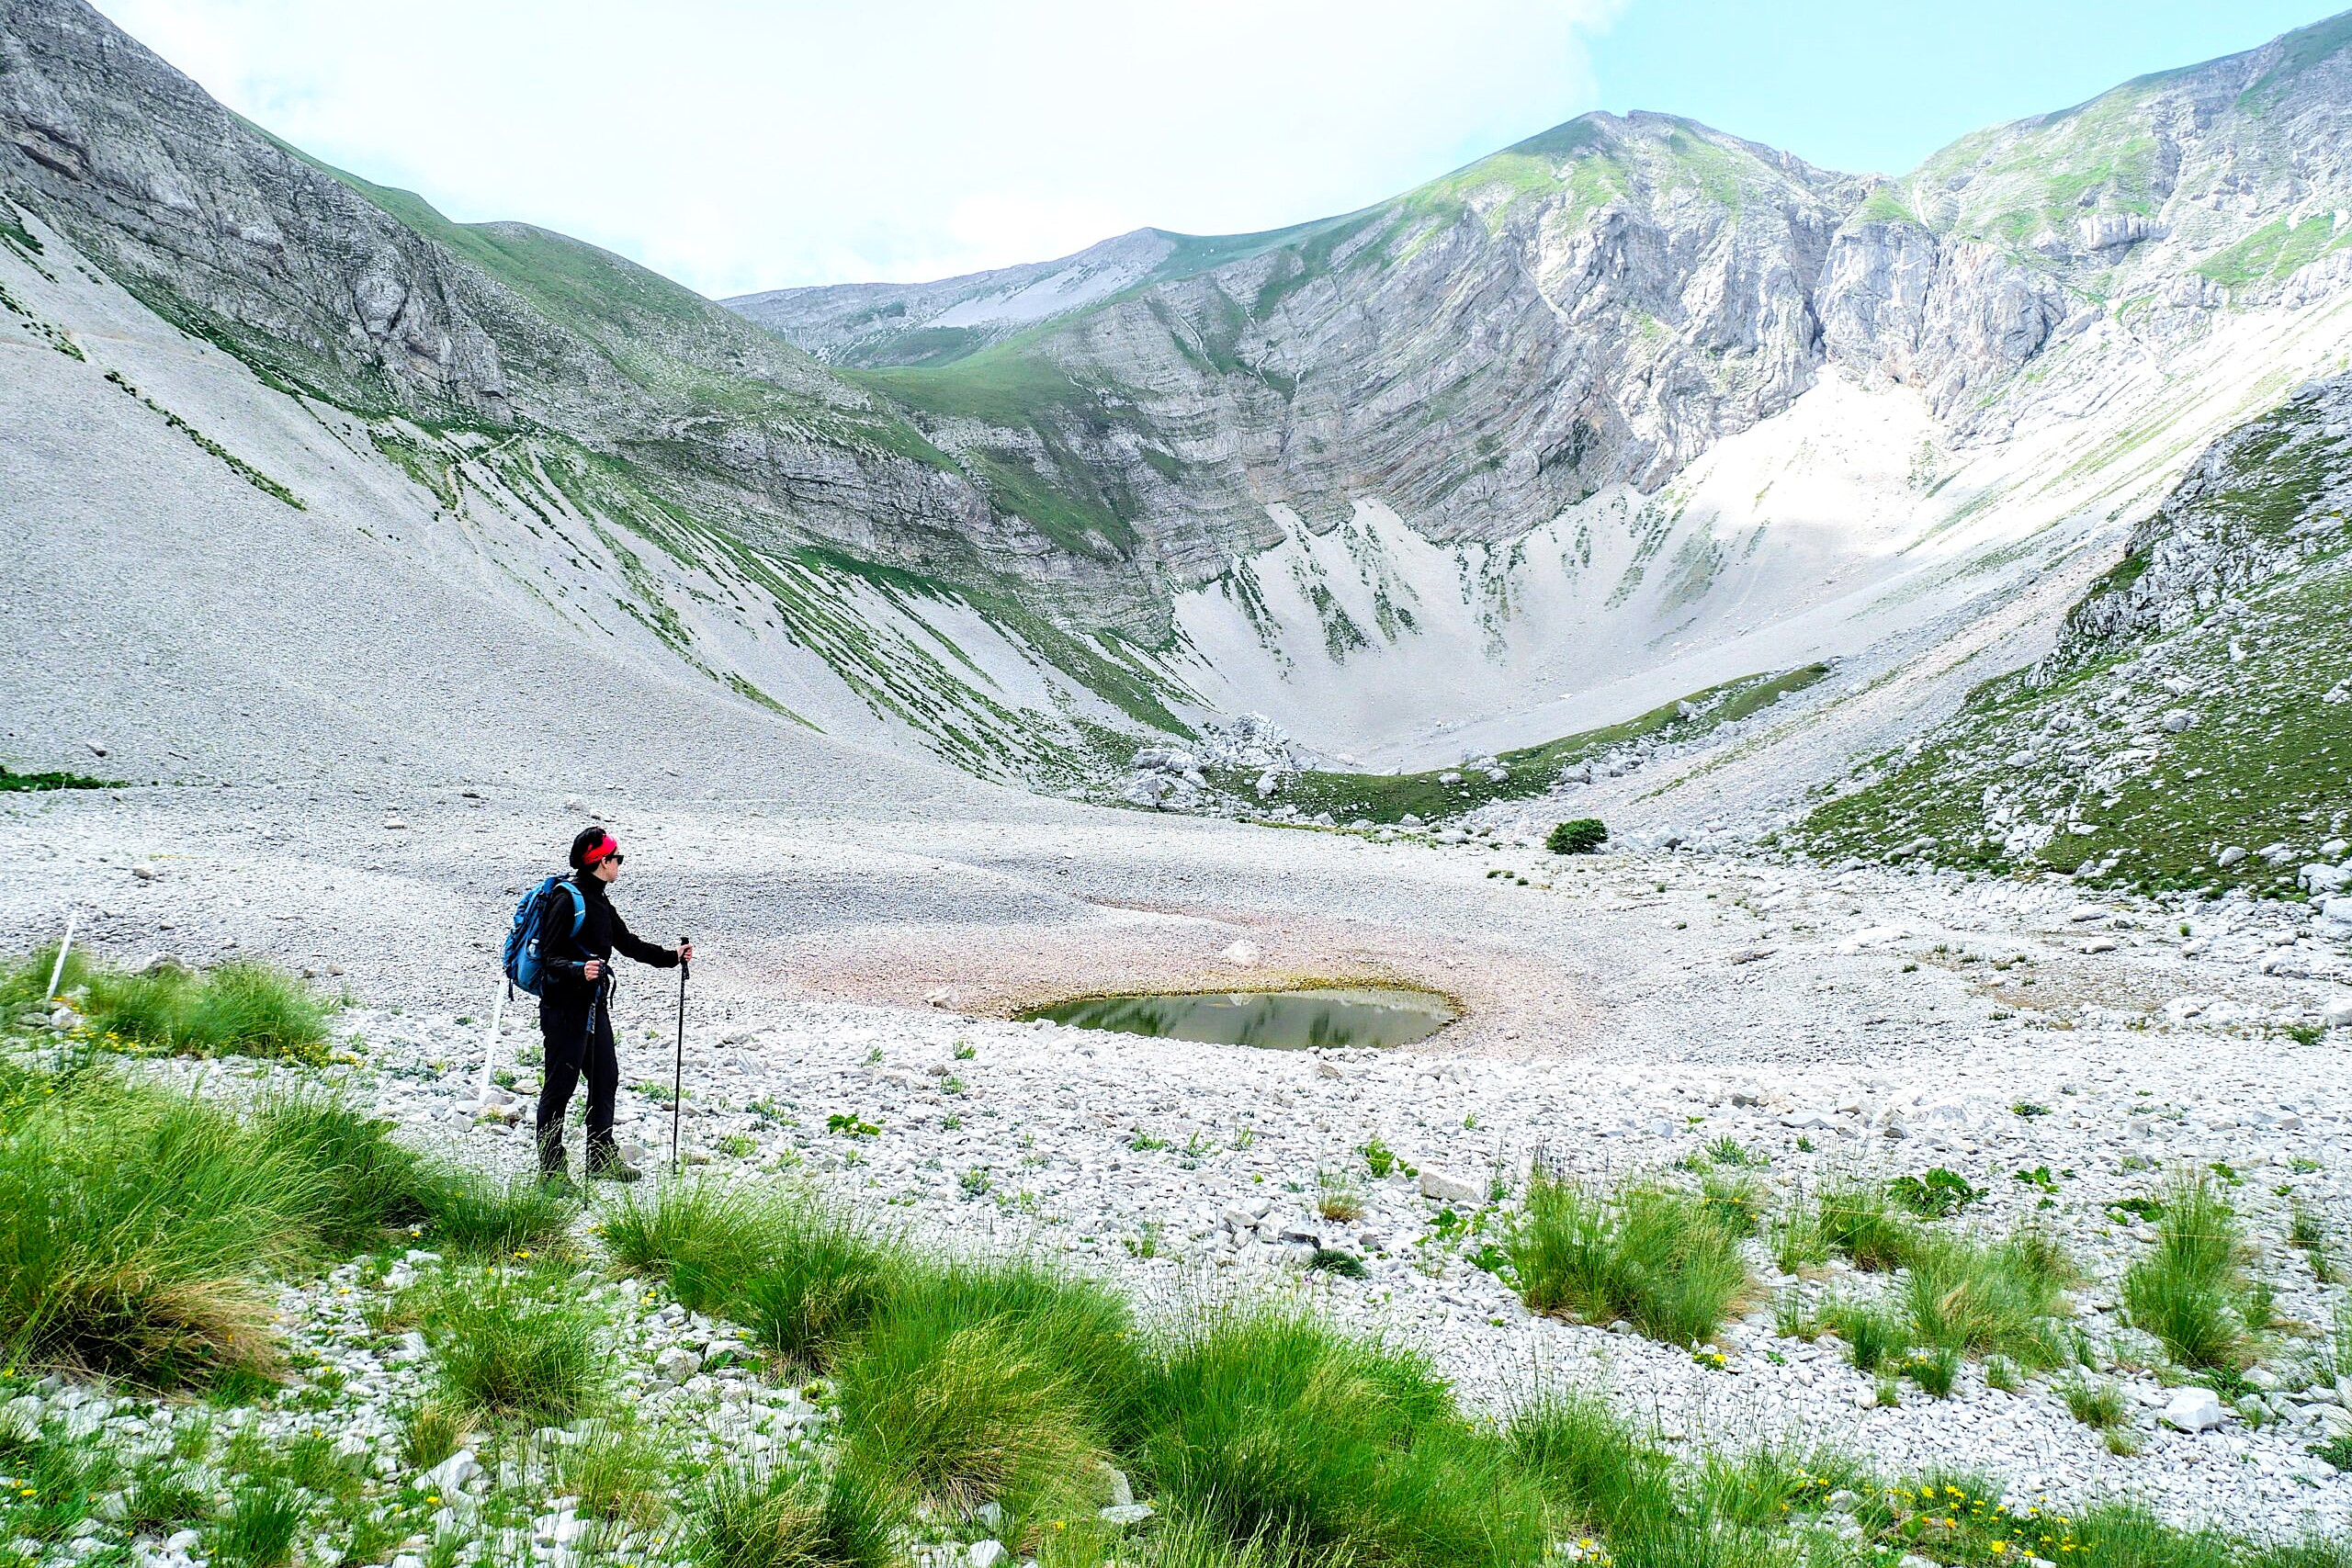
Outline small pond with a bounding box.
[1020,987,1456,1050]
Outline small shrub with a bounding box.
[1545,818,1610,856]
[425,1268,605,1423]
[1306,1248,1368,1279]
[1361,1139,1397,1178]
[1887,1168,1985,1219]
[1508,1174,1751,1346]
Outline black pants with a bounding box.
[537,988,618,1172]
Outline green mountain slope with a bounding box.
[1798,374,2352,898]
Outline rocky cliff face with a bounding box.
[729,228,1187,367]
[0,0,1193,628]
[731,14,2352,572]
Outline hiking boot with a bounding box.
[587,1156,643,1184]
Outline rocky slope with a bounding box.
[1799,371,2352,898]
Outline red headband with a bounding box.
[582,832,620,864]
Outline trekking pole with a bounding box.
[43,908,78,1001]
[671,936,692,1176]
[47,906,78,1077]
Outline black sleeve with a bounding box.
[609,906,678,968]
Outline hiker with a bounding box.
[534,826,693,1187]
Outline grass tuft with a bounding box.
[685,1458,903,1568]
[424,1267,606,1423]
[837,1259,1135,1519]
[2122,1171,2252,1371]
[1508,1174,1751,1345]
[210,1478,306,1568]
[1904,1228,2075,1367]
[1141,1309,1551,1568]
[0,1074,311,1384]
[75,957,334,1063]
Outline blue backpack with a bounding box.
[503,874,586,997]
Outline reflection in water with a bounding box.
[1022,987,1455,1050]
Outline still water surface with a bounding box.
[1021,987,1456,1050]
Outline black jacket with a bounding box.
[539,872,677,1004]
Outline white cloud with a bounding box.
[89,0,1617,297]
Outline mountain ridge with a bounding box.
[6,0,2352,837]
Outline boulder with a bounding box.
[422,1448,483,1495]
[1418,1168,1483,1205]
[2160,1387,2226,1433]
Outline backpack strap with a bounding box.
[560,881,586,935]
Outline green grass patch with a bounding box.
[1903,1228,2075,1366]
[27,949,337,1065]
[0,764,119,792]
[2123,1170,2254,1371]
[684,1456,904,1568]
[1259,664,1829,825]
[1506,1173,1753,1345]
[423,1265,607,1424]
[0,1054,576,1387]
[0,1072,314,1384]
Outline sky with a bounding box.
[91,0,2345,299]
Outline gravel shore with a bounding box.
[6,780,2352,1540]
